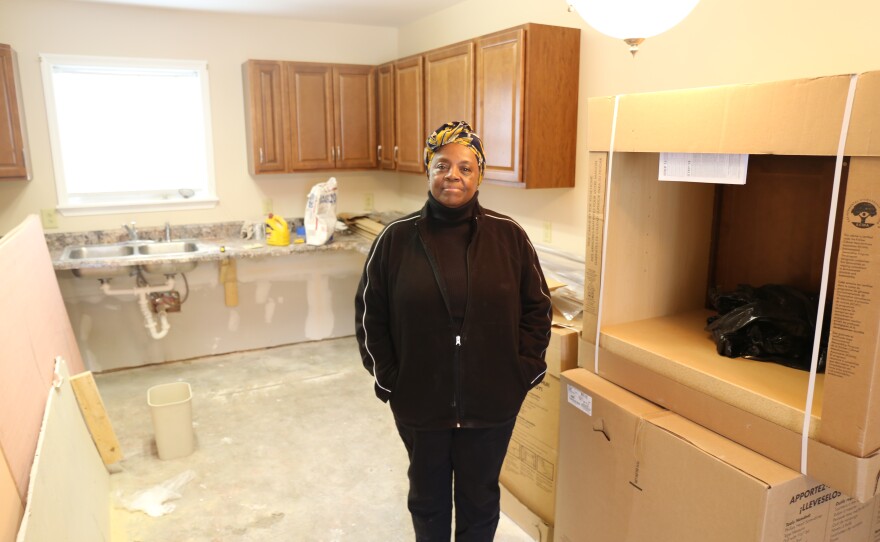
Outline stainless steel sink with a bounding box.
[66,244,136,260]
[60,239,210,279]
[137,241,199,256]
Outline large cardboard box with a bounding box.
[582,70,880,502]
[501,326,579,530]
[556,369,880,542]
[500,484,553,542]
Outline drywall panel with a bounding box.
[1,447,22,542]
[0,215,84,500]
[16,360,110,542]
[57,250,362,371]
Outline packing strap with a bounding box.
[800,74,859,474]
[594,95,620,373]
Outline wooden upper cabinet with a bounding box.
[333,64,377,169]
[377,62,395,170]
[287,62,336,170]
[245,60,376,174]
[0,44,29,179]
[475,24,580,188]
[245,60,287,174]
[475,29,523,184]
[424,42,474,140]
[394,55,425,174]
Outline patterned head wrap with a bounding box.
[424,121,486,185]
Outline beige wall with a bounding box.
[0,0,400,235]
[396,0,880,258]
[3,0,880,259]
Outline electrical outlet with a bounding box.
[543,221,552,244]
[262,198,273,215]
[40,208,59,229]
[364,192,374,212]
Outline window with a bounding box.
[40,54,217,215]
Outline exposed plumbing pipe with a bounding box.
[100,277,175,296]
[100,278,175,339]
[137,292,170,340]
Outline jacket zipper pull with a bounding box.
[456,335,461,346]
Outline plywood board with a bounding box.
[70,372,123,465]
[1,447,22,542]
[16,360,110,542]
[712,155,837,294]
[600,309,824,435]
[0,215,84,500]
[602,153,716,326]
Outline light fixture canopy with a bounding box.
[568,0,700,56]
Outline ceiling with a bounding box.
[68,0,469,26]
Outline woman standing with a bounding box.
[355,121,552,541]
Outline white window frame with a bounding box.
[40,54,218,216]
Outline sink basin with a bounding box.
[63,243,138,278]
[59,239,209,279]
[137,241,199,256]
[138,240,200,275]
[66,244,136,260]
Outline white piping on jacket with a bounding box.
[361,214,419,393]
[484,213,553,385]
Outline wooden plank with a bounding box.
[0,215,85,501]
[1,446,23,542]
[16,359,110,542]
[69,372,123,465]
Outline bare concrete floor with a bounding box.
[98,336,535,541]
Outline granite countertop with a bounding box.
[47,216,396,273]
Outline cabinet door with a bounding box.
[287,63,335,170]
[333,65,377,169]
[0,44,28,179]
[424,42,474,139]
[377,62,395,170]
[394,56,425,174]
[475,28,524,184]
[245,60,287,174]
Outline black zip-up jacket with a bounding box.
[355,201,552,429]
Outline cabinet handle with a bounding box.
[337,146,341,162]
[377,145,382,161]
[331,146,335,162]
[393,146,399,165]
[259,147,264,164]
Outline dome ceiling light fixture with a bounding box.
[567,0,701,56]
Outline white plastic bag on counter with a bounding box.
[304,177,338,246]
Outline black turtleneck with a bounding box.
[424,191,478,322]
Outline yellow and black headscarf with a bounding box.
[424,121,486,185]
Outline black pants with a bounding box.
[395,420,516,542]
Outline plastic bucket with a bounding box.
[147,381,194,460]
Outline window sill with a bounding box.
[57,197,219,217]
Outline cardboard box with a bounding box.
[500,483,553,542]
[547,324,579,378]
[500,327,578,526]
[582,70,880,502]
[556,369,880,542]
[502,375,560,525]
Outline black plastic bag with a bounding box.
[705,284,826,372]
